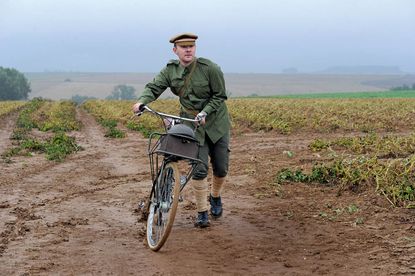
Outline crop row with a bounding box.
[2,98,81,162]
[82,98,415,136]
[32,100,81,132]
[276,154,415,207]
[0,101,27,116]
[82,99,180,137]
[309,133,415,159]
[228,98,415,134]
[277,132,415,207]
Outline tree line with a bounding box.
[0,66,137,102]
[390,83,415,91]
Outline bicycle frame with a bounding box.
[136,105,203,194]
[135,105,206,250]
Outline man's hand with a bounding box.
[133,102,145,113]
[195,111,207,125]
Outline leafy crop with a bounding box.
[82,99,181,137]
[3,132,81,162]
[44,132,82,161]
[2,98,82,162]
[31,100,81,132]
[309,133,415,158]
[228,98,415,134]
[0,101,27,116]
[276,155,415,207]
[16,97,45,129]
[84,98,415,135]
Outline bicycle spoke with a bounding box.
[146,162,180,251]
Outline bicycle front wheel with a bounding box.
[146,161,180,251]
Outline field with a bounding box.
[25,72,415,99]
[264,90,415,99]
[1,97,415,275]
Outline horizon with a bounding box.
[22,67,413,75]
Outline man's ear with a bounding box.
[173,47,177,55]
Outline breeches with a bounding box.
[192,133,230,180]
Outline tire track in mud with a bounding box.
[0,108,152,275]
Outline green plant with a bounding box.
[99,119,118,128]
[309,139,330,151]
[44,132,82,161]
[21,138,45,152]
[347,204,359,214]
[10,128,28,140]
[104,127,126,138]
[14,98,46,131]
[275,168,309,183]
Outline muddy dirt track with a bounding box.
[1,108,415,276]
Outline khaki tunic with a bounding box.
[138,57,231,145]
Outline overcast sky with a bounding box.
[1,0,414,73]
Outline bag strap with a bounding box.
[178,58,197,97]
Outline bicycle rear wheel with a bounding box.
[146,161,180,251]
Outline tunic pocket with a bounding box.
[171,79,184,95]
[192,80,210,97]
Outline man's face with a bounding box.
[173,44,196,65]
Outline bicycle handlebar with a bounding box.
[134,105,201,123]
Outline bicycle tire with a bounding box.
[146,161,180,251]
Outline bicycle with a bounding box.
[135,105,202,251]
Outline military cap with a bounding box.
[169,33,198,46]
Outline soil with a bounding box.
[1,108,415,275]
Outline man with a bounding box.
[132,33,231,228]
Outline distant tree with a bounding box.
[0,67,31,100]
[282,67,298,74]
[391,84,415,91]
[106,84,136,100]
[71,94,96,105]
